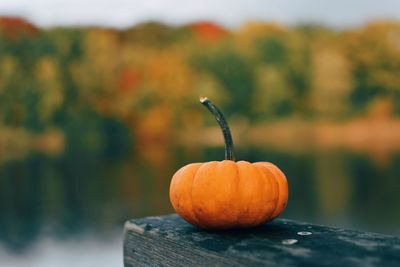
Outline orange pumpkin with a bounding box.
[169,97,288,229]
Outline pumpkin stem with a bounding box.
[200,97,235,161]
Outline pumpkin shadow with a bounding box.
[185,220,299,252]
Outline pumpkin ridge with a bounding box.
[218,160,238,229]
[235,161,260,227]
[252,163,273,223]
[191,161,218,228]
[185,163,204,226]
[231,161,240,228]
[190,162,205,227]
[170,163,203,226]
[274,164,288,218]
[261,164,281,220]
[234,161,246,225]
[260,162,286,219]
[254,162,281,221]
[267,168,280,208]
[268,166,281,220]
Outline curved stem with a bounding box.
[200,97,235,161]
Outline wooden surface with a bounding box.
[124,214,400,267]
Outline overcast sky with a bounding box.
[1,0,400,29]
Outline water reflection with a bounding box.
[0,234,121,267]
[0,147,399,263]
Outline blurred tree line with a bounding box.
[1,17,400,160]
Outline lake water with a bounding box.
[0,147,399,266]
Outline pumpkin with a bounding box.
[169,97,288,229]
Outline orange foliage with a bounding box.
[0,16,38,38]
[144,51,195,100]
[134,106,174,168]
[118,67,140,93]
[191,21,227,42]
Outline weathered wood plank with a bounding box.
[124,214,400,267]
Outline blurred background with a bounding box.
[1,0,400,266]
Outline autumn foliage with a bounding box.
[0,17,38,38]
[1,17,400,161]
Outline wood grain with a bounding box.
[124,214,400,267]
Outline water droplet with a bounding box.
[282,239,298,245]
[297,231,312,236]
